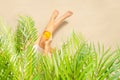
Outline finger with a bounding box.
[44,10,59,33]
[54,11,73,30]
[49,10,59,24]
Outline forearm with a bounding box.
[37,31,52,49]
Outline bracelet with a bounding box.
[42,31,51,40]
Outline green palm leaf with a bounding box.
[0,16,120,80]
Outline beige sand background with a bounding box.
[0,0,120,48]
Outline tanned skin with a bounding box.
[35,10,73,54]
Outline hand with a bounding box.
[35,10,73,54]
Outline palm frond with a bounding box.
[0,16,120,80]
[14,16,37,54]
